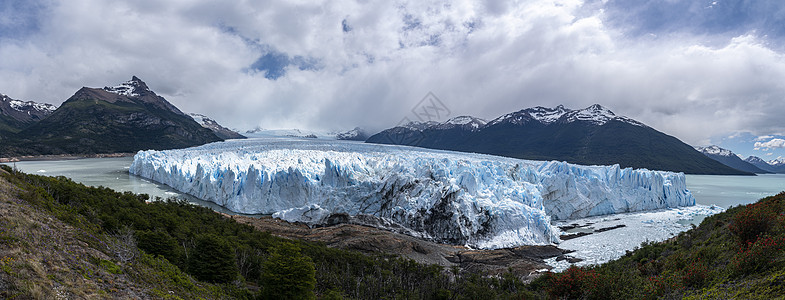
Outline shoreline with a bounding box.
[0,152,135,163]
[229,214,579,280]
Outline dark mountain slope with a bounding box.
[0,94,56,135]
[367,104,750,175]
[1,77,221,156]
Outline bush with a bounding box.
[730,235,785,276]
[682,259,708,287]
[543,266,609,300]
[729,201,779,246]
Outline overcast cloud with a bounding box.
[2,0,785,158]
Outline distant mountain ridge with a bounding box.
[745,156,785,173]
[336,127,370,141]
[367,104,750,175]
[0,77,221,156]
[694,145,769,174]
[0,94,57,135]
[188,113,245,140]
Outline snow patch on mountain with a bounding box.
[336,127,370,141]
[130,138,695,249]
[770,158,785,166]
[487,104,644,127]
[695,145,734,157]
[103,76,149,97]
[745,156,768,164]
[2,94,56,114]
[398,121,440,131]
[9,100,56,114]
[435,116,488,130]
[527,105,570,124]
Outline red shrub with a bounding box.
[546,266,608,300]
[730,235,785,275]
[728,201,778,246]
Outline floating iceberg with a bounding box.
[130,138,694,249]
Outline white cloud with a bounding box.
[1,0,785,141]
[755,138,785,151]
[755,135,775,141]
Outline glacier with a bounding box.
[129,138,694,249]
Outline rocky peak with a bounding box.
[103,76,151,97]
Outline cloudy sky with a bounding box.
[2,0,785,160]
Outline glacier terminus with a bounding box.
[130,138,695,249]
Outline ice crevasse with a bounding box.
[130,139,694,249]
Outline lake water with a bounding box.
[687,174,785,207]
[1,157,255,216]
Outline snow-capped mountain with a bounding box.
[769,158,785,167]
[335,127,370,141]
[694,145,769,174]
[434,116,487,130]
[367,104,748,175]
[0,93,57,128]
[188,113,245,140]
[485,104,643,127]
[694,145,734,157]
[102,76,185,115]
[400,121,441,131]
[130,138,694,249]
[0,77,221,156]
[744,156,785,174]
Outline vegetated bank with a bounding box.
[531,191,785,299]
[1,164,783,299]
[0,166,541,299]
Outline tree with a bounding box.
[137,229,180,263]
[187,234,237,283]
[260,242,316,300]
[109,226,138,263]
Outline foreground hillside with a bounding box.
[2,165,783,299]
[0,166,545,299]
[534,192,785,299]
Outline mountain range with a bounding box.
[694,145,770,174]
[0,77,240,156]
[188,113,245,140]
[366,104,750,175]
[0,93,56,136]
[336,127,370,141]
[744,156,785,173]
[691,145,785,174]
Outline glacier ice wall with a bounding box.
[130,138,694,249]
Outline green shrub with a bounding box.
[99,259,122,274]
